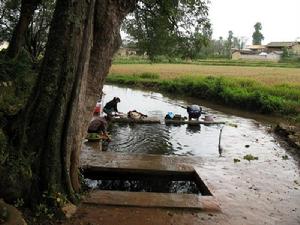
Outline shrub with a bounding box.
[0,51,37,116]
[136,72,160,79]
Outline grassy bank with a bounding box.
[107,73,300,122]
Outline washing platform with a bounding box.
[80,148,220,211]
[110,117,225,125]
[165,119,225,125]
[111,116,161,124]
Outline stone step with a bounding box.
[83,190,220,211]
[80,151,199,172]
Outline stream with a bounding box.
[92,85,283,159]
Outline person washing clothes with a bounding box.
[87,111,111,141]
[187,105,202,120]
[103,97,121,116]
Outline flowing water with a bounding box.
[89,84,282,158]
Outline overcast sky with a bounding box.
[209,0,300,44]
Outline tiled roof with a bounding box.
[246,45,266,49]
[267,42,299,47]
[232,49,256,55]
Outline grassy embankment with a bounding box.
[108,63,300,122]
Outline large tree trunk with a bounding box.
[3,0,136,202]
[68,0,137,194]
[14,0,96,200]
[6,0,41,59]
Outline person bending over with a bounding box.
[87,112,111,141]
[187,105,202,121]
[103,97,120,116]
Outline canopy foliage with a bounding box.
[123,0,211,60]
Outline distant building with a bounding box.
[245,45,266,53]
[231,41,300,61]
[266,42,300,55]
[117,47,137,56]
[232,49,281,61]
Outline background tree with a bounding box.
[232,36,247,50]
[0,0,55,61]
[24,0,55,62]
[5,0,41,59]
[233,37,240,49]
[123,0,211,60]
[0,0,20,43]
[196,33,248,59]
[178,30,211,59]
[191,37,226,58]
[239,36,248,49]
[225,30,233,57]
[215,36,225,56]
[252,22,264,45]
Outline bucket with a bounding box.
[204,115,214,122]
[94,105,101,113]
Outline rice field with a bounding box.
[110,64,300,86]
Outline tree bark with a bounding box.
[6,0,41,59]
[4,0,136,202]
[69,0,137,194]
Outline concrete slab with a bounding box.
[83,191,220,211]
[111,117,161,124]
[80,151,198,173]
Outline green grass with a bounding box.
[134,72,160,79]
[113,55,151,64]
[107,73,300,119]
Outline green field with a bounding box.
[113,56,300,68]
[110,64,300,86]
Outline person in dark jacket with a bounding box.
[103,97,120,116]
[87,112,111,141]
[187,105,202,120]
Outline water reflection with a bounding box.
[108,123,174,155]
[186,124,201,134]
[84,141,102,151]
